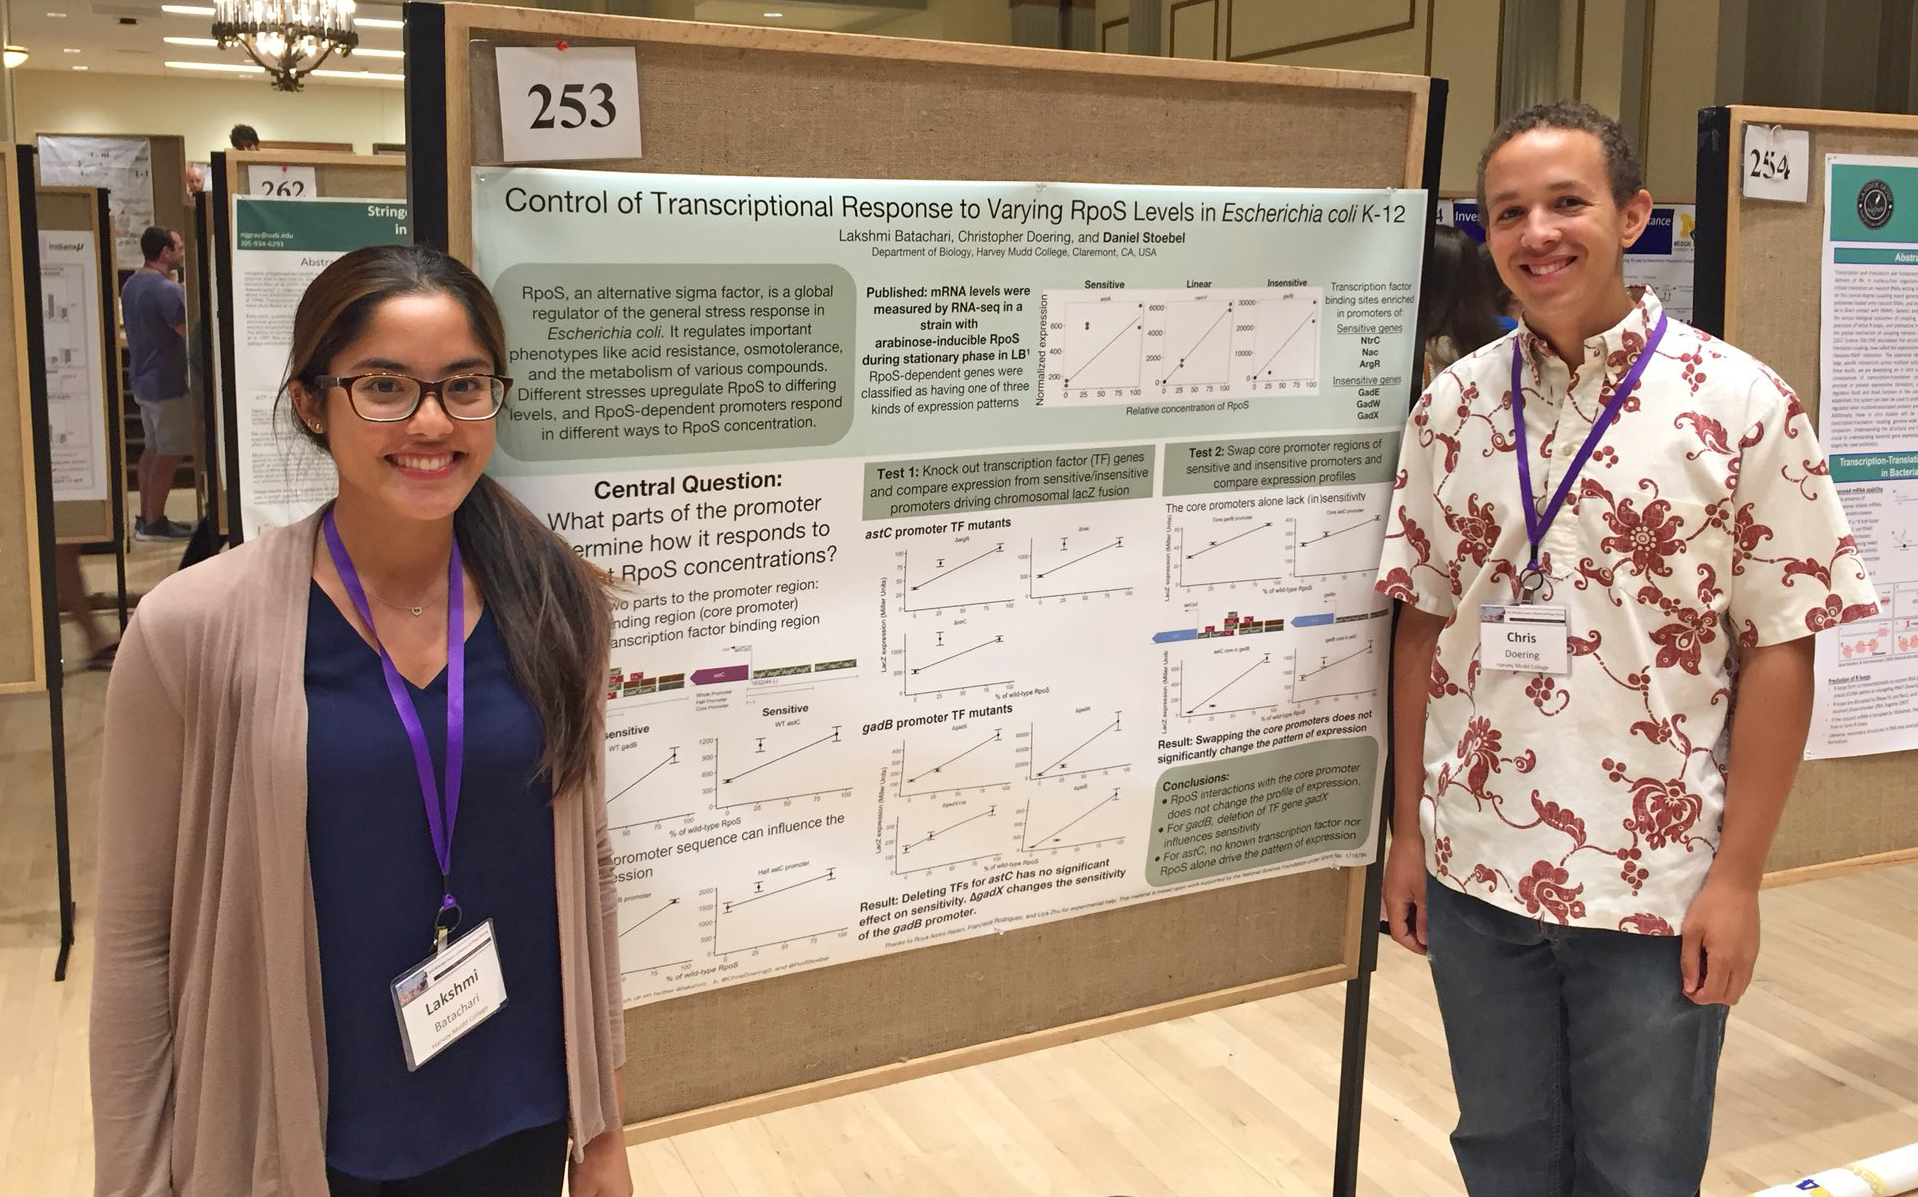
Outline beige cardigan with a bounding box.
[90,510,625,1197]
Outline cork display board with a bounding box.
[411,0,1435,1136]
[1700,104,1918,881]
[212,151,406,543]
[36,186,121,545]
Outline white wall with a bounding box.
[11,69,404,162]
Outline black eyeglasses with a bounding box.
[315,373,511,423]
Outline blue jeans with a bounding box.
[1423,875,1728,1197]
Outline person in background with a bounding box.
[55,544,115,670]
[1378,100,1875,1196]
[120,227,194,541]
[91,245,632,1197]
[1479,239,1520,330]
[230,123,261,151]
[1416,224,1506,385]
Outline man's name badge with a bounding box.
[1480,603,1570,675]
[391,919,507,1071]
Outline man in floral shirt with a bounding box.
[1376,101,1876,1196]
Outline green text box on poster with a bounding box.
[1162,432,1398,496]
[234,198,409,251]
[1148,736,1378,886]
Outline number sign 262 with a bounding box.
[496,46,643,163]
[527,82,617,130]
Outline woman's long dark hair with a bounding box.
[1417,225,1507,360]
[284,244,612,797]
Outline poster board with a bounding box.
[36,186,123,545]
[413,1,1437,1136]
[1,146,48,695]
[213,151,407,543]
[1696,105,1918,881]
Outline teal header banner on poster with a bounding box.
[469,169,1425,1008]
[1828,163,1918,244]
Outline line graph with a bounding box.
[1020,788,1128,853]
[714,869,846,956]
[898,537,1021,612]
[1174,517,1287,588]
[899,628,1015,697]
[1290,629,1383,703]
[1291,511,1387,578]
[1025,533,1137,600]
[1028,710,1129,782]
[1039,286,1322,406]
[896,726,1017,798]
[704,724,854,809]
[616,889,700,975]
[1180,651,1275,717]
[891,800,1011,875]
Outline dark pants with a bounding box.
[326,1119,569,1197]
[1424,876,1728,1197]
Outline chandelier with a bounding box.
[213,0,359,91]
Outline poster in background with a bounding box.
[472,169,1425,1006]
[38,230,109,502]
[37,136,156,271]
[1439,199,1698,322]
[1809,154,1918,758]
[229,197,409,539]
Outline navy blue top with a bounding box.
[120,270,187,400]
[305,583,568,1180]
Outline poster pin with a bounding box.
[557,39,569,50]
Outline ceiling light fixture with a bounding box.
[161,4,216,14]
[48,11,68,17]
[356,16,401,28]
[312,67,400,79]
[63,46,82,52]
[164,36,218,45]
[4,46,28,69]
[72,64,87,70]
[213,0,359,91]
[764,11,783,16]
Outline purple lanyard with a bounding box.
[322,509,466,948]
[1510,313,1668,583]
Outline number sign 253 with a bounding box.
[528,82,617,130]
[496,46,643,163]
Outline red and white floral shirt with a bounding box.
[1376,289,1876,933]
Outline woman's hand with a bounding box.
[567,1126,634,1197]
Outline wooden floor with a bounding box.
[4,527,1917,1195]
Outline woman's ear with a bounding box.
[289,379,325,436]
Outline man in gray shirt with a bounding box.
[121,226,193,540]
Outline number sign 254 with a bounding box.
[496,46,643,163]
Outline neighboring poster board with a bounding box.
[213,152,407,543]
[1696,104,1918,881]
[36,135,154,271]
[414,1,1438,1136]
[1437,197,1699,322]
[36,186,123,545]
[1,146,48,694]
[1809,153,1918,759]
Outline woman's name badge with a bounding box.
[1479,603,1570,675]
[390,919,507,1071]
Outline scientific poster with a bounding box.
[229,197,408,540]
[1440,199,1697,322]
[471,169,1425,1005]
[38,231,109,501]
[37,136,155,272]
[1809,154,1918,758]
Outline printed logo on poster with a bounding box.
[1857,178,1895,229]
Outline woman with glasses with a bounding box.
[90,245,633,1197]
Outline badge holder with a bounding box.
[391,919,508,1072]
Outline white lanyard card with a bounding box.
[390,919,507,1071]
[1479,603,1570,675]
